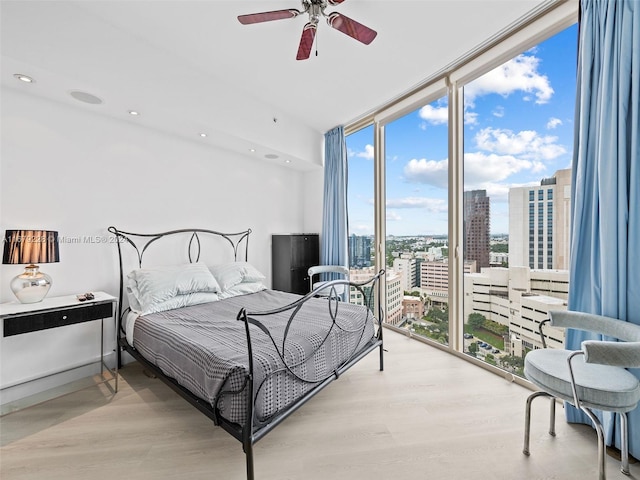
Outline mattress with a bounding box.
[131,289,377,427]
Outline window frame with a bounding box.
[344,1,578,380]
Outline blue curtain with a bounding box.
[567,0,640,455]
[321,126,349,285]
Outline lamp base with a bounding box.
[10,265,52,303]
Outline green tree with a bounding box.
[490,243,508,253]
[468,342,479,356]
[485,353,497,366]
[386,252,395,267]
[501,354,525,370]
[468,313,486,330]
[483,318,509,336]
[427,305,449,323]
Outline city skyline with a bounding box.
[346,24,577,237]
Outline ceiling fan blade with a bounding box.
[326,12,377,45]
[238,9,301,25]
[296,22,317,60]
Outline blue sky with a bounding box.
[346,24,578,237]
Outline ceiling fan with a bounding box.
[238,0,377,60]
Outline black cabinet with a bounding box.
[272,234,319,294]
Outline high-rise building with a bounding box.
[509,168,571,269]
[393,256,417,291]
[348,234,372,268]
[463,190,490,272]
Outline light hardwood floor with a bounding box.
[2,329,638,480]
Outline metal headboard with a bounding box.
[107,226,252,339]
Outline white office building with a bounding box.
[350,268,403,326]
[509,168,571,270]
[464,266,568,354]
[393,256,417,291]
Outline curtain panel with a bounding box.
[321,126,349,285]
[567,0,640,455]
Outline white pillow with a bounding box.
[140,292,219,315]
[218,281,266,300]
[240,262,266,282]
[127,263,220,313]
[209,262,266,291]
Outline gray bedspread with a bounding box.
[132,289,377,427]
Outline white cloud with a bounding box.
[474,127,567,160]
[465,53,554,106]
[418,104,448,125]
[386,211,402,221]
[546,117,563,129]
[464,111,479,125]
[464,151,540,184]
[403,158,449,188]
[492,106,505,118]
[403,126,565,191]
[348,144,374,160]
[386,197,447,212]
[400,152,545,203]
[359,144,375,160]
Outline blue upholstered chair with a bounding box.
[523,310,640,479]
[308,265,349,298]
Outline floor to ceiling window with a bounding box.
[384,99,449,340]
[461,24,577,375]
[343,1,578,378]
[345,125,377,306]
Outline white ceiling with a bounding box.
[1,0,551,170]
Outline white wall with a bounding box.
[302,169,324,238]
[0,88,318,401]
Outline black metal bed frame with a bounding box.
[107,226,385,479]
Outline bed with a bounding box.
[108,227,385,479]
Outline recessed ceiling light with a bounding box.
[14,74,34,83]
[199,133,207,138]
[284,159,291,164]
[249,148,256,152]
[128,110,140,116]
[70,91,103,105]
[265,154,279,159]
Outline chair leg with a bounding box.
[621,412,630,476]
[549,396,556,437]
[580,407,606,480]
[523,391,555,456]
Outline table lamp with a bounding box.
[3,230,60,303]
